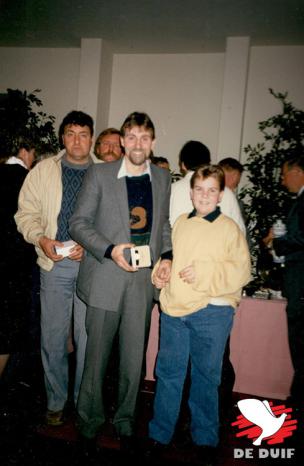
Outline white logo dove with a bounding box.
[237,399,287,446]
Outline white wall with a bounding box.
[242,46,304,158]
[1,44,303,173]
[0,47,80,133]
[109,53,225,171]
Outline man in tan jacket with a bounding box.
[15,110,100,426]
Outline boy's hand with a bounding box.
[153,259,172,289]
[179,264,195,284]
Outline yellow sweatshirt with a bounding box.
[153,212,251,317]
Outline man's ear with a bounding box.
[180,162,187,173]
[120,136,125,148]
[218,190,224,203]
[18,148,26,161]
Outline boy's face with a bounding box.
[190,176,223,217]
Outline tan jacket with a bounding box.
[15,149,100,271]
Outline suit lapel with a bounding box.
[150,165,160,245]
[114,163,131,241]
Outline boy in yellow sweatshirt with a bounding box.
[148,165,251,458]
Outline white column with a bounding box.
[216,37,250,161]
[77,39,102,122]
[77,38,113,132]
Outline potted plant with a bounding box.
[239,89,304,291]
[0,88,59,159]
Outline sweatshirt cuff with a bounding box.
[104,244,115,259]
[160,250,173,261]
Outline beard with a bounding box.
[127,149,148,166]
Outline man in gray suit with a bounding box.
[69,112,172,449]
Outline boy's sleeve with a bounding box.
[192,226,251,296]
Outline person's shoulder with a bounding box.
[91,158,121,173]
[172,212,190,230]
[171,174,190,192]
[35,154,58,170]
[218,212,243,234]
[151,164,171,185]
[222,186,236,200]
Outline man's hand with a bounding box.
[179,264,195,284]
[153,259,172,289]
[111,243,138,272]
[262,228,274,248]
[68,244,84,261]
[38,236,66,262]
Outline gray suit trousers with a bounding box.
[77,267,154,438]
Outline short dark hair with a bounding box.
[190,164,225,191]
[120,112,155,139]
[151,156,169,165]
[219,157,244,173]
[58,110,94,142]
[179,140,211,171]
[284,152,304,171]
[11,136,36,157]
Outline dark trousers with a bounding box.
[283,263,304,409]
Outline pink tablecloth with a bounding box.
[145,298,294,400]
[230,297,294,400]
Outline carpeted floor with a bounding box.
[1,349,302,466]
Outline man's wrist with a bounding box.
[160,250,173,261]
[104,244,115,259]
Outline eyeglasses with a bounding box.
[97,141,121,149]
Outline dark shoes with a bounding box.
[119,434,139,456]
[195,445,218,465]
[78,434,99,460]
[143,438,168,462]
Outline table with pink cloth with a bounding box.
[145,297,294,400]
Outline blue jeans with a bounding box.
[40,259,87,411]
[149,304,234,447]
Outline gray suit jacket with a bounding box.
[69,159,172,310]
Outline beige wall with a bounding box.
[1,44,303,172]
[108,53,224,170]
[0,47,80,134]
[242,45,304,154]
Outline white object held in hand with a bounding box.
[272,219,286,264]
[130,245,151,268]
[55,240,76,257]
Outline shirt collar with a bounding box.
[188,206,221,222]
[5,156,28,169]
[117,157,152,179]
[298,186,304,197]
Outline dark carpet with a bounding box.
[1,349,303,466]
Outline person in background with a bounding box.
[0,138,36,379]
[169,141,246,235]
[218,157,244,191]
[147,165,251,463]
[69,111,172,453]
[263,153,304,422]
[151,156,170,170]
[15,111,100,427]
[94,127,123,162]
